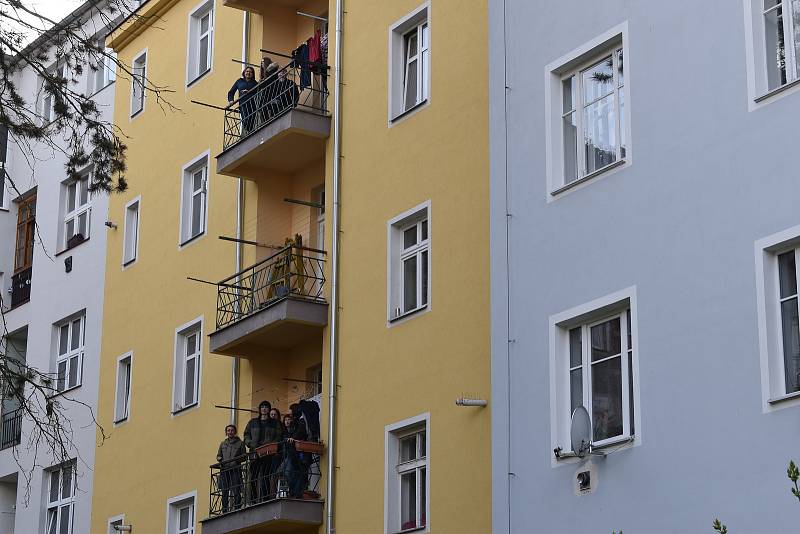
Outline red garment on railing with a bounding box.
[309,29,321,63]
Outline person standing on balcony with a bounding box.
[227,66,258,134]
[216,424,245,513]
[244,401,282,502]
[283,404,310,498]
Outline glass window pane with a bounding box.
[400,435,416,462]
[420,467,426,527]
[67,183,76,212]
[626,309,632,351]
[179,506,190,529]
[200,13,209,33]
[57,361,67,392]
[400,471,416,530]
[765,5,788,89]
[779,251,797,298]
[421,250,428,306]
[186,334,197,357]
[592,356,623,441]
[619,87,626,159]
[61,468,72,498]
[193,170,203,192]
[404,59,418,110]
[185,357,196,406]
[59,325,69,355]
[562,76,575,112]
[419,431,426,458]
[570,368,583,415]
[49,471,60,502]
[191,193,203,237]
[792,1,800,77]
[78,179,88,205]
[68,355,79,388]
[407,32,418,58]
[421,220,428,241]
[58,505,70,534]
[563,111,578,183]
[583,94,617,174]
[569,327,582,367]
[582,56,614,103]
[781,297,800,393]
[199,36,209,73]
[404,227,417,249]
[66,219,75,240]
[403,257,418,313]
[766,0,782,8]
[590,318,621,361]
[71,320,81,350]
[47,510,57,534]
[616,49,624,87]
[628,349,635,435]
[77,212,87,237]
[421,47,429,101]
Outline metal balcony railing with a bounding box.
[0,408,22,450]
[10,268,32,307]
[216,245,326,330]
[223,60,329,150]
[209,440,323,517]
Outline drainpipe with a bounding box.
[231,9,250,427]
[326,0,343,532]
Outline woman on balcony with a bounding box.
[227,66,258,135]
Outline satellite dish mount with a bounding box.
[567,406,605,458]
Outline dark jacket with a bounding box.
[243,417,282,451]
[227,77,258,103]
[216,436,246,466]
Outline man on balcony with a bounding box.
[216,424,245,513]
[244,401,282,503]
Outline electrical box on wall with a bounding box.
[574,461,598,496]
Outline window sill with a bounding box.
[49,384,82,399]
[551,159,626,196]
[755,77,800,103]
[179,231,205,248]
[55,236,90,257]
[171,402,198,416]
[394,527,426,534]
[554,435,634,461]
[122,257,137,268]
[768,390,800,405]
[390,99,429,124]
[187,68,211,89]
[130,108,144,120]
[389,304,429,324]
[113,416,129,425]
[86,80,115,99]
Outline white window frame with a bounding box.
[179,151,209,247]
[90,43,117,95]
[171,317,203,415]
[549,287,641,465]
[114,352,133,424]
[388,3,430,123]
[744,0,800,107]
[545,22,631,201]
[165,492,196,534]
[46,462,76,534]
[755,225,800,411]
[122,196,141,266]
[385,413,430,534]
[107,514,125,534]
[186,1,214,85]
[130,50,147,117]
[55,314,85,394]
[387,200,431,324]
[62,172,92,250]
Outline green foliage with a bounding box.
[712,519,727,534]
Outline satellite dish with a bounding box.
[570,406,592,457]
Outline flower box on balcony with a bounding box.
[295,440,325,454]
[256,442,280,456]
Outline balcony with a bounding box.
[10,268,32,308]
[0,409,22,450]
[209,245,327,357]
[200,440,324,534]
[217,60,330,181]
[222,0,308,16]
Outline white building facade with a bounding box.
[0,3,119,533]
[490,1,800,533]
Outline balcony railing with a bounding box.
[10,268,32,307]
[216,245,326,330]
[209,440,324,517]
[0,408,22,450]
[223,60,329,151]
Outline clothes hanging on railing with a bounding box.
[309,30,321,63]
[292,43,311,89]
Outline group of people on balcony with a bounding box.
[226,57,301,136]
[214,399,321,513]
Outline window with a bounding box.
[55,314,84,393]
[187,2,214,84]
[545,23,629,196]
[46,462,75,534]
[90,44,117,94]
[755,227,800,410]
[762,0,800,91]
[41,63,67,124]
[389,4,430,120]
[167,494,195,534]
[114,354,132,423]
[180,155,208,245]
[122,198,140,265]
[385,415,429,534]
[173,320,202,413]
[14,193,35,273]
[131,51,146,116]
[62,173,91,250]
[388,202,430,321]
[550,287,639,457]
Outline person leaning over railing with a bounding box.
[215,424,246,513]
[227,65,258,134]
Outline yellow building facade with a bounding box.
[93,0,490,532]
